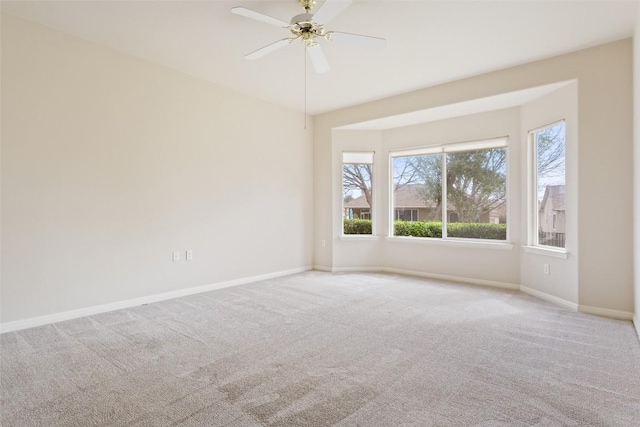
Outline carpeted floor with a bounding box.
[1,271,639,426]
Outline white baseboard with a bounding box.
[0,266,312,334]
[314,267,635,324]
[381,267,520,291]
[578,304,634,321]
[519,286,578,311]
[330,266,383,274]
[323,265,519,291]
[3,265,634,333]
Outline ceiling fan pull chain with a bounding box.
[304,43,307,129]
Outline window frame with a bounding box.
[342,151,375,237]
[389,137,509,243]
[527,120,567,253]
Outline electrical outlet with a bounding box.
[321,239,326,248]
[186,250,193,261]
[172,251,180,262]
[544,264,550,275]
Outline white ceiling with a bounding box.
[2,1,638,115]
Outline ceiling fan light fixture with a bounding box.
[289,14,325,40]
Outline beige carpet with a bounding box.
[1,271,639,426]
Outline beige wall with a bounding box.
[315,40,633,314]
[1,14,313,324]
[634,7,640,327]
[577,44,633,314]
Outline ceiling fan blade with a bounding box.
[327,31,386,50]
[231,7,289,28]
[307,44,330,74]
[245,38,294,60]
[312,0,352,24]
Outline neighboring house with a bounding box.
[392,185,437,221]
[489,204,507,224]
[344,185,506,223]
[538,185,566,233]
[343,185,436,221]
[343,195,372,219]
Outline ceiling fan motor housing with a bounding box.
[290,13,325,43]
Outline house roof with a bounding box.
[344,196,371,209]
[490,204,507,218]
[345,185,435,209]
[540,185,565,212]
[393,185,435,208]
[345,184,507,216]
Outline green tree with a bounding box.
[412,155,443,221]
[445,148,506,223]
[535,124,566,200]
[392,157,420,191]
[394,149,506,223]
[537,125,565,176]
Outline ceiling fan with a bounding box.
[231,0,386,74]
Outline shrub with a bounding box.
[447,222,506,240]
[393,221,506,240]
[394,221,442,238]
[343,219,506,240]
[343,219,372,234]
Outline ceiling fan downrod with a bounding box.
[299,0,316,14]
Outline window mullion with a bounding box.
[389,156,394,235]
[530,135,538,246]
[441,153,448,239]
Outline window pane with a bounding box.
[535,123,566,248]
[392,155,442,238]
[446,148,507,240]
[343,162,372,235]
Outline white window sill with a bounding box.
[384,236,514,250]
[339,235,381,241]
[522,246,569,259]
